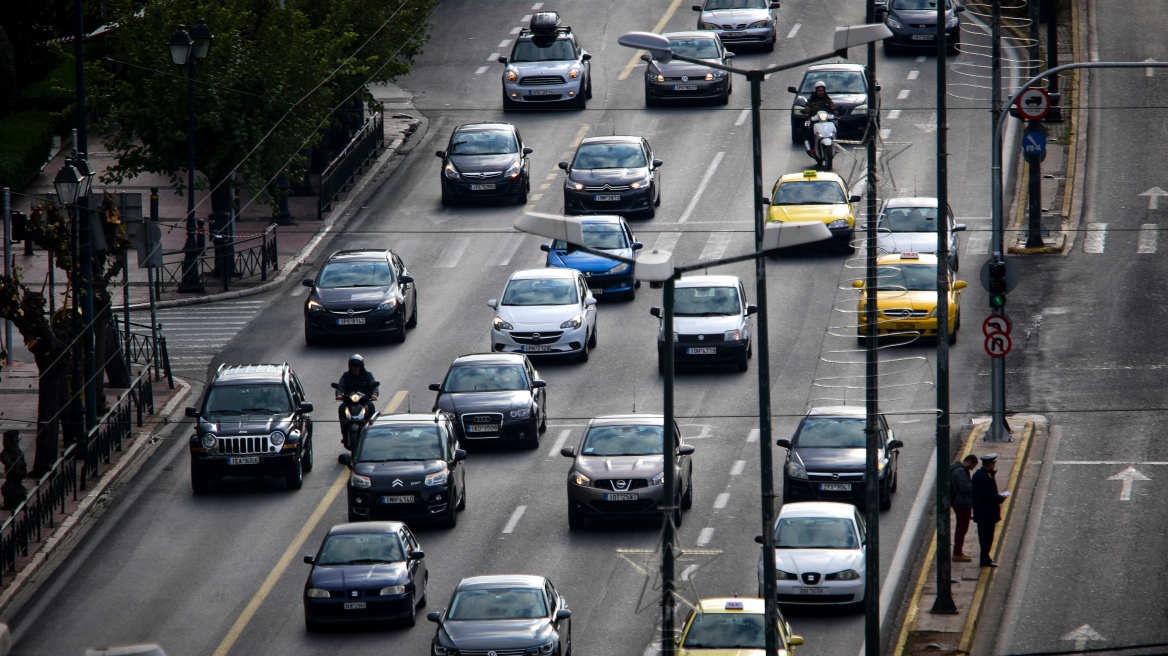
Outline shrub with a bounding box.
[0,111,54,189]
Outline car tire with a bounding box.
[672,505,683,528]
[573,93,587,110]
[390,314,407,343]
[418,573,429,607]
[539,408,547,433]
[890,462,899,492]
[442,501,458,528]
[191,467,211,494]
[304,328,322,347]
[516,181,528,205]
[624,286,636,301]
[301,437,314,473]
[948,326,958,345]
[736,349,749,371]
[441,183,454,207]
[644,88,657,107]
[406,298,418,328]
[717,88,730,105]
[568,506,588,530]
[457,483,467,510]
[681,470,693,509]
[791,124,803,144]
[524,420,540,449]
[657,357,664,375]
[586,76,593,99]
[577,337,590,362]
[747,340,753,359]
[884,39,899,55]
[588,323,598,349]
[642,204,656,219]
[764,36,776,52]
[404,603,417,627]
[880,489,892,511]
[305,614,323,633]
[286,457,304,490]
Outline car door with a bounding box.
[578,274,596,331]
[673,420,691,495]
[290,371,312,446]
[392,251,414,311]
[642,138,660,199]
[738,281,752,340]
[880,415,897,478]
[546,580,570,653]
[445,419,465,493]
[401,527,425,599]
[524,357,545,419]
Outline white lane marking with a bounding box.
[916,111,938,133]
[879,128,892,140]
[654,232,682,252]
[498,39,512,48]
[967,232,990,255]
[488,52,500,62]
[1138,224,1159,253]
[475,66,489,76]
[699,233,732,261]
[897,89,910,100]
[680,563,699,581]
[1146,57,1158,77]
[747,428,759,443]
[696,527,715,546]
[713,493,730,509]
[735,109,749,126]
[290,285,308,297]
[916,55,927,62]
[521,14,533,22]
[502,506,527,534]
[547,429,572,458]
[1054,460,1168,465]
[489,233,526,266]
[786,23,801,39]
[1084,222,1107,253]
[887,109,902,119]
[730,460,746,475]
[1139,186,1167,209]
[511,26,522,35]
[679,151,725,223]
[1108,466,1151,500]
[907,70,920,80]
[436,236,472,268]
[531,3,543,9]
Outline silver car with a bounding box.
[650,275,756,372]
[643,32,735,106]
[693,0,780,51]
[874,197,966,271]
[499,12,592,110]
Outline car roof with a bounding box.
[696,598,767,614]
[778,170,846,184]
[371,413,446,425]
[579,136,641,146]
[325,249,391,262]
[805,62,866,73]
[590,414,665,427]
[452,353,528,366]
[326,521,407,536]
[676,274,741,288]
[883,197,939,208]
[457,574,545,590]
[876,252,939,265]
[510,267,577,280]
[663,30,720,39]
[778,501,857,519]
[806,405,866,418]
[214,363,287,384]
[454,123,515,133]
[580,215,625,226]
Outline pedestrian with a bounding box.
[949,454,977,562]
[971,453,1010,567]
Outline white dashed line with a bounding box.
[699,233,732,261]
[1084,222,1108,253]
[887,109,902,119]
[714,493,730,509]
[696,527,715,546]
[730,460,746,475]
[735,109,749,126]
[1138,224,1159,253]
[880,128,892,140]
[907,70,919,80]
[897,89,910,100]
[547,429,572,458]
[531,3,542,9]
[499,39,512,48]
[475,66,489,75]
[511,26,522,34]
[654,232,682,252]
[786,23,801,39]
[521,14,533,22]
[747,429,759,443]
[679,151,725,223]
[916,55,927,62]
[502,506,527,534]
[488,233,525,266]
[436,236,472,268]
[488,52,500,62]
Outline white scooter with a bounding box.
[803,110,839,171]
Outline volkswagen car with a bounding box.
[303,249,417,345]
[789,63,879,142]
[436,123,532,206]
[560,136,663,218]
[877,0,964,54]
[651,275,756,372]
[499,12,592,110]
[488,268,599,360]
[853,252,968,344]
[542,215,642,300]
[875,197,966,271]
[428,575,572,656]
[430,353,547,448]
[693,0,780,51]
[643,32,735,105]
[767,170,861,254]
[677,598,804,655]
[758,502,868,605]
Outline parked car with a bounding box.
[436,122,532,206]
[303,249,417,345]
[430,353,548,448]
[643,31,735,105]
[428,575,572,656]
[542,215,642,300]
[560,136,662,218]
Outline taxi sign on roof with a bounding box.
[803,170,817,178]
[901,252,919,259]
[725,600,744,610]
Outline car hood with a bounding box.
[549,249,633,273]
[680,650,765,656]
[310,563,408,589]
[449,153,518,174]
[512,60,579,75]
[352,459,445,477]
[441,619,554,649]
[576,454,665,477]
[673,315,743,335]
[877,232,941,254]
[701,8,770,23]
[200,414,293,436]
[497,304,581,329]
[872,290,944,309]
[794,92,867,108]
[569,168,648,185]
[655,60,722,76]
[773,548,864,574]
[891,9,947,24]
[440,391,532,415]
[314,285,393,311]
[768,204,852,224]
[792,447,870,472]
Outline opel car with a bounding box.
[877,0,964,54]
[428,575,572,656]
[758,502,868,605]
[560,136,663,218]
[677,598,803,655]
[767,170,861,254]
[499,12,592,110]
[643,32,735,106]
[853,252,968,344]
[651,275,756,372]
[488,268,599,360]
[693,0,781,51]
[789,63,879,142]
[303,249,417,345]
[436,123,532,206]
[430,353,547,448]
[875,197,966,271]
[542,215,642,300]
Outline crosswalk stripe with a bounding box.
[436,236,472,268]
[489,234,526,266]
[653,232,681,252]
[699,233,732,261]
[1084,222,1107,253]
[1137,224,1158,253]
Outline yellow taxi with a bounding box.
[852,252,968,344]
[676,597,803,656]
[767,170,861,254]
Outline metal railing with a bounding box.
[318,111,385,220]
[112,316,174,389]
[156,225,278,294]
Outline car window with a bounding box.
[772,180,847,205]
[552,223,629,250]
[683,613,767,649]
[883,207,940,232]
[316,533,405,565]
[799,71,866,94]
[444,365,530,392]
[774,517,859,549]
[666,36,721,60]
[705,0,768,8]
[502,277,579,305]
[450,130,518,156]
[794,417,866,448]
[317,260,393,288]
[572,142,647,169]
[874,264,937,291]
[544,583,556,611]
[448,587,549,620]
[511,38,577,62]
[674,286,741,316]
[356,424,444,462]
[204,384,292,415]
[891,0,952,9]
[581,425,665,456]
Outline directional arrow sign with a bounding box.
[1061,624,1105,651]
[915,111,937,134]
[1139,187,1168,210]
[1107,466,1150,501]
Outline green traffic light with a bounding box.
[989,293,1007,308]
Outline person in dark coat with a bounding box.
[336,354,379,423]
[971,453,1008,567]
[949,454,977,562]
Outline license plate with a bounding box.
[912,34,935,40]
[589,288,603,295]
[382,495,414,504]
[344,602,367,609]
[887,322,918,329]
[605,493,639,501]
[529,89,557,95]
[798,587,825,595]
[722,31,744,37]
[228,456,259,465]
[523,345,552,352]
[673,84,698,91]
[337,317,365,325]
[595,195,621,202]
[687,347,717,355]
[469,183,496,190]
[466,424,499,433]
[820,483,852,491]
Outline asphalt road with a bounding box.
[6,1,1010,655]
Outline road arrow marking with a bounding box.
[1107,466,1150,501]
[1146,58,1158,77]
[915,111,937,133]
[1062,625,1105,651]
[1139,187,1168,210]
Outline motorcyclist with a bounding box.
[336,354,378,424]
[802,81,837,117]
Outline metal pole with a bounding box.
[863,0,881,651]
[179,55,203,293]
[988,0,1006,443]
[76,0,97,430]
[991,0,1003,128]
[68,163,84,447]
[3,187,11,365]
[1029,0,1041,80]
[1025,119,1044,248]
[661,274,677,656]
[1045,0,1062,122]
[149,187,160,380]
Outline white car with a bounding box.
[875,197,966,271]
[650,275,756,373]
[758,501,867,606]
[489,268,598,361]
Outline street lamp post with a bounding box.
[54,160,88,447]
[72,156,97,430]
[168,20,213,293]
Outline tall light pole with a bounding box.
[168,19,213,293]
[72,0,98,432]
[54,160,87,446]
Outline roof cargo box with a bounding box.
[530,11,562,33]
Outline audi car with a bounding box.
[693,0,781,51]
[875,197,966,271]
[651,275,756,372]
[488,268,599,360]
[767,170,861,254]
[430,353,547,448]
[877,0,964,54]
[643,32,735,105]
[758,502,868,605]
[542,215,642,300]
[436,123,532,205]
[853,252,967,344]
[789,63,880,142]
[303,249,417,345]
[428,575,572,656]
[499,12,592,109]
[560,136,663,218]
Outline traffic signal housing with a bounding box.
[988,261,1007,308]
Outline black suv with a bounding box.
[187,363,314,493]
[788,63,880,143]
[436,123,532,206]
[340,412,468,527]
[560,136,662,219]
[430,353,548,448]
[303,249,417,346]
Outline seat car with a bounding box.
[430,353,548,448]
[693,0,781,51]
[853,252,968,344]
[756,502,868,605]
[789,63,879,142]
[302,522,427,629]
[340,412,467,526]
[428,575,572,656]
[488,268,599,360]
[436,123,532,206]
[677,598,804,655]
[499,12,592,110]
[186,363,314,493]
[767,170,861,254]
[560,414,694,529]
[776,406,902,510]
[875,197,966,271]
[877,0,964,54]
[651,275,756,372]
[303,249,417,345]
[643,32,735,106]
[560,136,663,218]
[542,215,642,300]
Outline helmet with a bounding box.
[814,81,827,91]
[348,354,365,370]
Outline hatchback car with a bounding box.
[436,123,532,206]
[693,0,781,51]
[303,522,427,629]
[651,275,756,372]
[489,268,599,360]
[776,406,902,510]
[877,0,964,54]
[499,12,592,109]
[853,252,968,344]
[757,502,868,605]
[542,215,642,300]
[560,136,663,218]
[561,414,694,529]
[430,353,548,448]
[677,598,803,655]
[875,197,966,271]
[340,412,467,526]
[428,575,572,656]
[789,63,879,142]
[303,249,417,345]
[643,32,735,106]
[767,170,861,254]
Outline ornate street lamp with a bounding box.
[167,20,213,293]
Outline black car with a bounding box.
[876,0,964,54]
[428,575,572,656]
[303,249,417,346]
[776,406,902,510]
[436,123,532,206]
[789,63,880,143]
[340,412,468,526]
[430,353,547,449]
[186,363,314,493]
[560,136,662,219]
[303,522,428,629]
[643,32,734,106]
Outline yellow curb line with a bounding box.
[616,0,688,81]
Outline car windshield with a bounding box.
[705,0,768,9]
[316,533,404,565]
[799,71,866,94]
[891,0,951,9]
[502,278,579,305]
[511,38,576,62]
[795,417,866,447]
[581,425,665,456]
[874,264,938,291]
[772,180,847,205]
[444,365,529,392]
[450,130,518,156]
[203,384,291,415]
[674,286,740,316]
[572,143,646,169]
[317,260,392,288]
[774,517,859,549]
[882,207,940,232]
[448,587,549,620]
[667,37,721,60]
[682,613,768,649]
[553,224,629,250]
[357,425,444,462]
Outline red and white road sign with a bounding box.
[985,331,1012,358]
[1016,87,1051,121]
[983,315,1011,337]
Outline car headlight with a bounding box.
[852,103,868,116]
[651,471,666,486]
[658,331,679,342]
[506,160,522,178]
[887,17,904,29]
[350,472,372,488]
[787,461,808,480]
[444,163,460,180]
[946,15,959,28]
[568,67,581,79]
[493,316,514,331]
[510,408,532,419]
[776,570,799,580]
[269,430,286,447]
[425,468,449,486]
[306,588,330,598]
[606,262,630,275]
[530,644,555,656]
[700,21,720,29]
[630,176,652,189]
[433,645,457,656]
[201,433,217,450]
[826,569,861,581]
[566,179,584,191]
[724,329,741,341]
[379,585,406,596]
[747,20,770,28]
[571,470,591,486]
[306,299,325,313]
[927,307,938,318]
[376,297,398,312]
[828,218,852,230]
[561,315,583,329]
[506,69,518,82]
[650,73,665,83]
[705,71,723,81]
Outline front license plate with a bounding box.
[605,493,639,501]
[523,345,552,352]
[820,483,852,491]
[887,322,918,329]
[722,31,744,37]
[529,89,557,95]
[466,424,499,433]
[337,317,365,325]
[687,347,717,355]
[912,34,935,40]
[673,84,698,91]
[228,456,260,465]
[382,495,414,504]
[469,183,496,190]
[344,602,367,609]
[594,194,621,202]
[589,288,604,295]
[798,587,825,595]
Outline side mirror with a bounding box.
[875,84,882,92]
[427,611,442,623]
[303,554,315,564]
[954,223,967,232]
[775,438,791,449]
[429,383,442,392]
[788,86,798,93]
[338,452,351,466]
[558,161,570,170]
[523,146,534,155]
[302,278,314,287]
[652,159,664,168]
[300,402,314,413]
[754,535,765,545]
[435,150,446,159]
[849,195,862,203]
[955,4,965,11]
[541,243,551,252]
[678,444,695,456]
[487,299,498,308]
[790,636,805,646]
[769,1,781,7]
[185,406,199,418]
[331,382,341,390]
[561,445,577,458]
[852,280,864,289]
[632,242,643,250]
[746,304,758,316]
[641,53,653,62]
[585,297,597,307]
[692,4,702,10]
[408,550,426,560]
[650,307,661,318]
[532,380,547,388]
[497,56,509,64]
[953,280,968,291]
[724,51,736,59]
[555,609,572,620]
[888,439,904,450]
[399,275,414,284]
[581,53,592,61]
[454,449,467,461]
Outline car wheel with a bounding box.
[884,39,899,55]
[681,470,693,509]
[948,326,958,345]
[736,349,749,371]
[305,613,324,633]
[403,601,417,627]
[441,182,454,207]
[747,339,753,359]
[879,484,892,511]
[588,323,598,349]
[191,467,210,494]
[657,357,664,375]
[717,88,730,105]
[764,36,776,52]
[516,180,529,205]
[624,286,636,301]
[890,461,899,492]
[304,327,322,347]
[406,298,418,328]
[301,437,314,473]
[644,88,657,107]
[390,314,407,343]
[955,308,962,331]
[791,124,803,144]
[572,93,587,110]
[418,573,429,607]
[568,506,588,530]
[539,408,547,433]
[642,205,656,219]
[586,76,593,99]
[577,337,590,362]
[672,505,683,527]
[456,482,467,510]
[524,420,540,449]
[286,457,304,490]
[442,501,458,528]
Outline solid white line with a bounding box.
[1084,222,1107,253]
[735,109,749,126]
[786,23,801,39]
[511,26,522,35]
[747,429,759,443]
[714,493,730,509]
[907,70,920,80]
[547,429,572,458]
[699,233,732,261]
[679,151,725,223]
[730,460,746,475]
[696,527,715,546]
[475,66,489,76]
[1053,460,1168,465]
[488,52,500,62]
[436,236,472,268]
[887,109,902,119]
[653,232,682,252]
[1137,223,1158,253]
[498,39,512,49]
[502,506,527,534]
[489,233,525,266]
[897,89,910,100]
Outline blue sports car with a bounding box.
[541,215,642,300]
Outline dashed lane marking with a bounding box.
[475,66,489,75]
[730,460,746,475]
[502,506,527,534]
[880,128,892,140]
[699,233,732,261]
[653,232,682,252]
[696,527,715,546]
[786,24,801,39]
[488,52,499,62]
[1137,223,1158,253]
[713,493,730,509]
[747,428,759,443]
[511,26,522,35]
[887,109,902,119]
[897,89,910,100]
[907,70,919,80]
[679,151,725,223]
[498,39,512,49]
[735,109,749,126]
[548,429,572,458]
[617,0,689,80]
[1084,222,1107,253]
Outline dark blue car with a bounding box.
[541,215,642,300]
[303,522,428,630]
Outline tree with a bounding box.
[0,25,16,117]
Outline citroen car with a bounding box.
[767,170,861,254]
[542,215,642,300]
[758,502,868,605]
[853,252,967,344]
[651,275,756,372]
[692,0,781,51]
[489,268,599,360]
[877,0,964,54]
[428,575,572,656]
[677,598,803,655]
[499,12,592,110]
[430,353,548,448]
[303,249,417,345]
[436,123,532,206]
[560,136,663,218]
[875,197,966,271]
[643,32,734,105]
[789,63,880,142]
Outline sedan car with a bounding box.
[677,598,803,655]
[303,249,417,345]
[776,406,902,510]
[489,268,598,360]
[757,502,867,605]
[303,522,427,629]
[543,215,642,300]
[875,197,966,271]
[500,12,592,110]
[767,170,861,254]
[428,575,572,656]
[789,63,879,142]
[853,252,968,344]
[560,414,694,529]
[430,353,547,448]
[693,0,780,51]
[651,275,756,372]
[877,0,964,54]
[436,123,532,206]
[340,412,467,526]
[560,136,663,218]
[643,32,735,105]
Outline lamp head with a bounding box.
[514,212,585,245]
[832,23,894,56]
[190,19,214,60]
[618,31,673,63]
[53,160,83,206]
[72,157,94,199]
[168,27,193,67]
[762,220,833,251]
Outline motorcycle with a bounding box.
[332,382,377,455]
[804,110,838,171]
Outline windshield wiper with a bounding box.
[336,558,399,565]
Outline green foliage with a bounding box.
[0,111,54,189]
[0,25,15,117]
[17,50,72,113]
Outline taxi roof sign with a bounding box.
[901,252,920,259]
[803,170,817,178]
[725,600,744,610]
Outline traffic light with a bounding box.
[988,261,1007,308]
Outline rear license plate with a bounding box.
[529,89,557,95]
[605,493,639,501]
[382,495,414,504]
[466,424,499,433]
[589,288,603,295]
[523,345,552,352]
[911,34,935,40]
[469,183,496,190]
[228,457,259,465]
[722,31,744,37]
[673,84,698,91]
[337,317,365,325]
[820,483,852,491]
[687,347,717,355]
[344,602,367,609]
[798,587,825,595]
[595,194,621,202]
